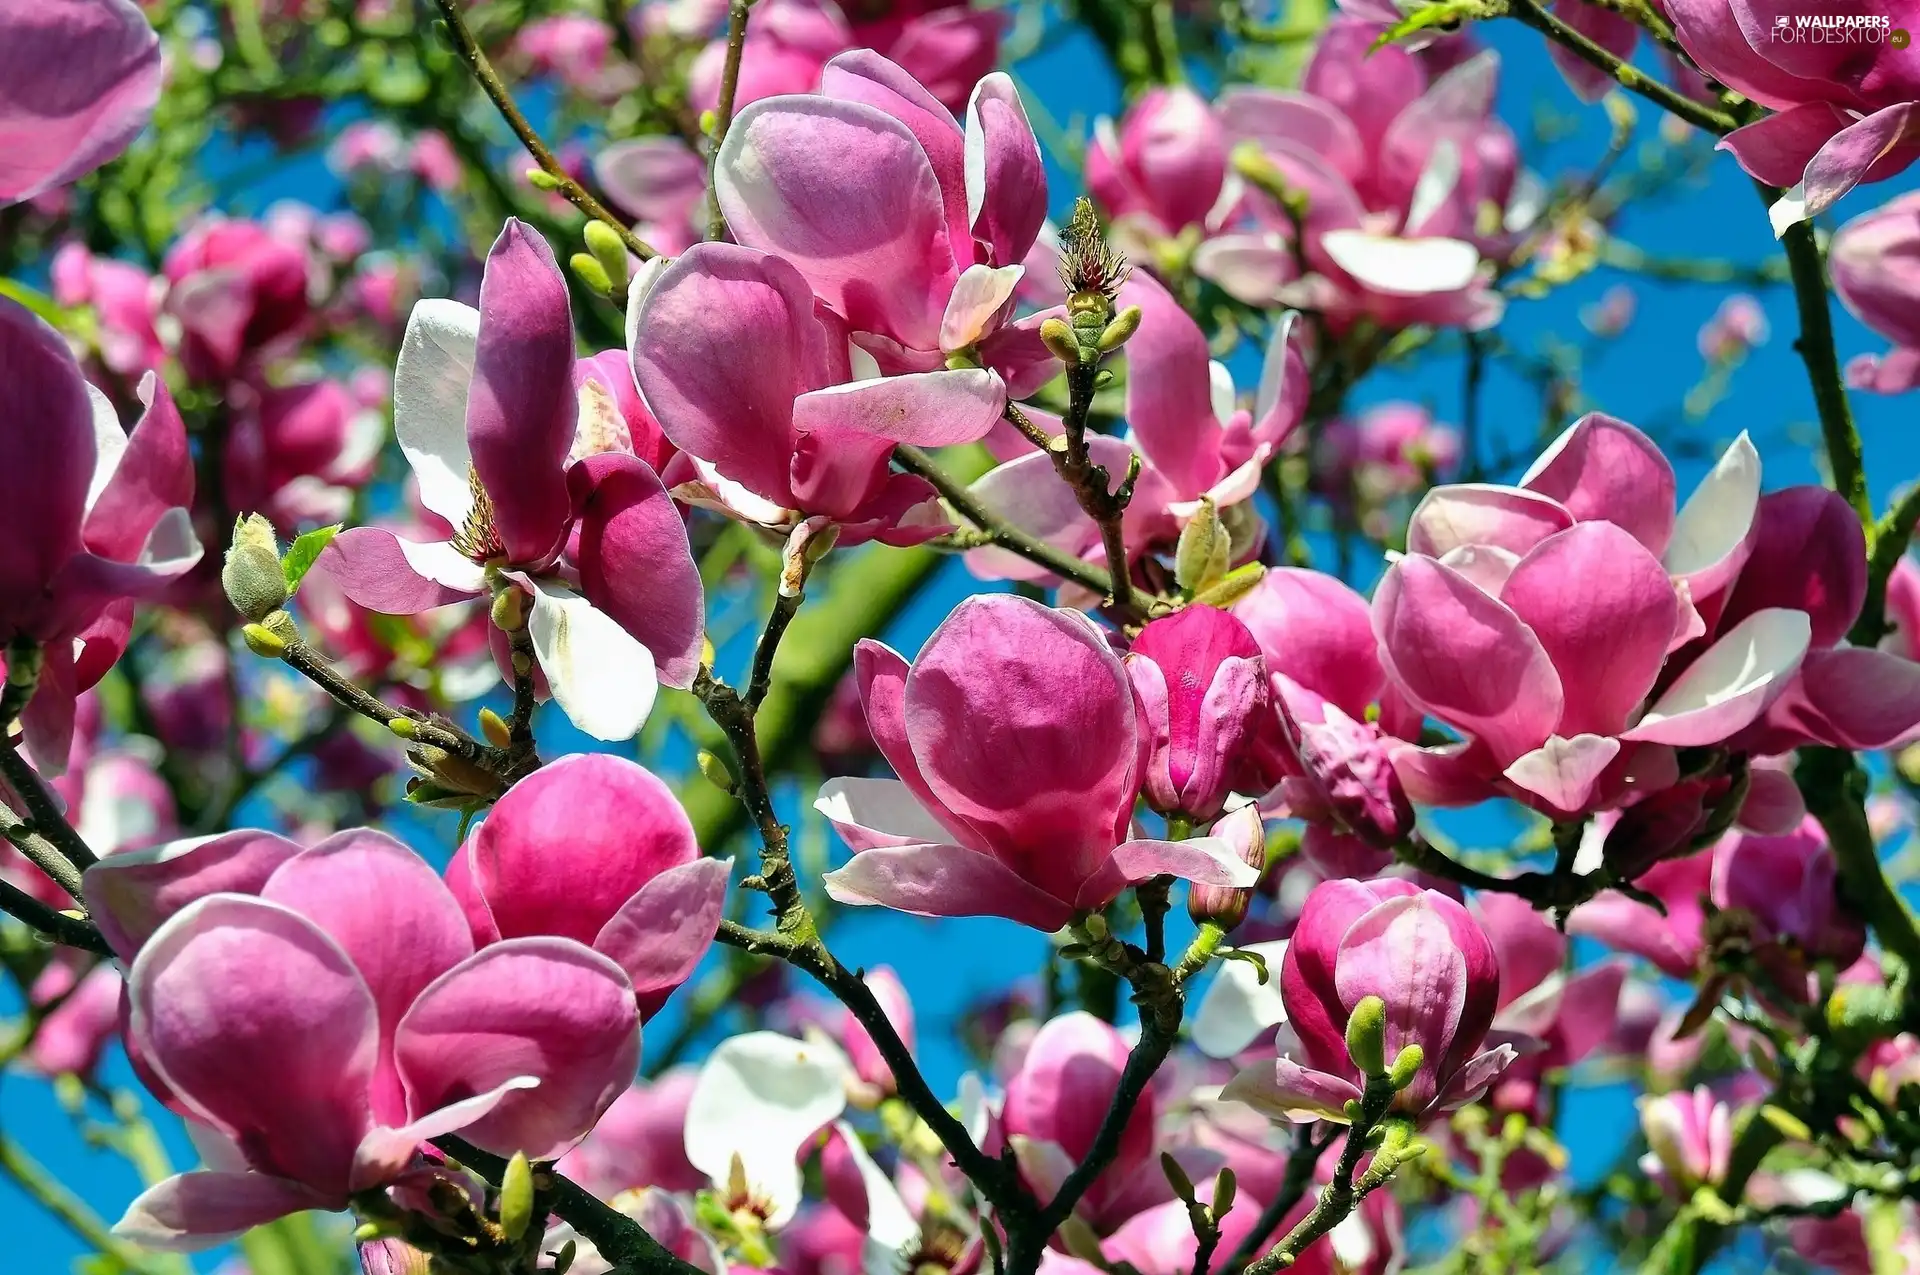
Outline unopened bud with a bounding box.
[583,219,632,291]
[1095,305,1143,353]
[570,251,614,296]
[389,717,418,740]
[1210,1167,1237,1220]
[478,707,512,748]
[1160,1151,1196,1203]
[223,513,288,622]
[1039,316,1081,367]
[526,168,564,191]
[499,1149,534,1241]
[1174,498,1229,594]
[1345,995,1388,1077]
[241,622,287,659]
[1187,805,1263,929]
[698,749,738,795]
[1191,562,1267,610]
[491,586,527,633]
[1388,1043,1424,1091]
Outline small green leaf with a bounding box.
[0,278,65,325]
[281,524,342,594]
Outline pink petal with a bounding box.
[260,831,475,1124]
[1546,0,1639,102]
[1233,567,1383,720]
[0,299,94,609]
[1101,834,1263,892]
[1219,1056,1363,1123]
[1334,895,1471,1108]
[1501,734,1622,815]
[1216,86,1366,184]
[1739,761,1807,835]
[1719,102,1853,188]
[1784,103,1920,232]
[1624,609,1812,746]
[844,967,915,1091]
[1432,1043,1517,1111]
[83,373,192,561]
[1004,1011,1149,1163]
[1499,522,1680,736]
[1120,272,1227,498]
[1372,555,1563,765]
[593,856,733,1004]
[569,452,705,688]
[716,95,957,352]
[467,220,577,565]
[1477,893,1565,1013]
[1404,484,1573,559]
[112,1170,333,1251]
[959,438,1131,583]
[1550,961,1627,1067]
[1519,413,1677,555]
[791,368,1005,446]
[1781,646,1920,750]
[1720,486,1867,649]
[465,753,698,947]
[128,895,378,1196]
[83,828,303,960]
[0,0,161,205]
[821,842,1076,931]
[965,73,1048,266]
[820,50,972,266]
[395,937,640,1161]
[593,137,708,227]
[316,527,480,614]
[851,641,980,845]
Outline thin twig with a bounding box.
[705,0,752,242]
[0,877,112,955]
[0,744,97,884]
[1219,1126,1333,1274]
[1504,0,1737,135]
[1771,187,1870,524]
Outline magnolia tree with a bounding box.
[7,0,1920,1272]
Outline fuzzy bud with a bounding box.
[1039,316,1081,367]
[698,749,738,795]
[1388,1043,1425,1091]
[499,1150,534,1241]
[583,219,632,291]
[241,622,287,659]
[526,168,564,191]
[478,707,512,748]
[570,251,614,296]
[1345,994,1388,1077]
[1174,498,1230,594]
[223,513,288,623]
[1096,305,1144,353]
[491,585,528,632]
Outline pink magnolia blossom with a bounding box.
[1125,606,1270,821]
[1004,1012,1156,1230]
[1712,818,1867,972]
[713,53,1053,388]
[631,241,1003,545]
[224,378,386,530]
[512,14,617,92]
[1222,878,1513,1125]
[1476,893,1625,1117]
[1315,402,1462,508]
[1832,191,1920,394]
[1638,1086,1732,1191]
[1697,294,1770,363]
[50,242,166,377]
[1086,86,1230,241]
[815,594,1261,932]
[0,299,200,770]
[1667,0,1920,234]
[87,829,641,1248]
[162,217,314,383]
[0,0,161,205]
[409,131,462,193]
[444,753,731,1017]
[320,220,704,740]
[24,957,124,1079]
[594,139,709,258]
[1569,849,1715,979]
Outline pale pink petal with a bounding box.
[1519,413,1677,554]
[112,1171,332,1251]
[317,528,481,614]
[0,0,161,205]
[1501,734,1622,815]
[965,73,1048,266]
[1220,1056,1363,1123]
[790,368,1005,446]
[814,776,955,850]
[593,857,733,1003]
[1624,609,1812,746]
[83,828,303,961]
[1405,484,1574,559]
[822,843,1076,931]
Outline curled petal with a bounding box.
[1220,1056,1363,1123]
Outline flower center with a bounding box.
[449,466,507,564]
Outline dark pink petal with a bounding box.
[1373,555,1563,765]
[966,73,1048,266]
[1783,646,1920,750]
[852,640,980,845]
[1781,104,1920,233]
[1519,413,1676,554]
[1719,102,1852,188]
[112,1170,333,1251]
[316,527,483,614]
[469,753,698,946]
[467,220,577,566]
[83,828,303,960]
[569,453,705,688]
[1499,522,1679,736]
[821,841,1076,931]
[1548,961,1627,1067]
[128,895,378,1195]
[1664,0,1829,109]
[260,830,475,1124]
[0,0,160,205]
[395,938,640,1161]
[0,298,94,613]
[1233,567,1383,720]
[83,373,192,561]
[593,857,733,1006]
[1004,1012,1151,1166]
[1719,486,1867,649]
[1282,878,1422,1076]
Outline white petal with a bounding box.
[1329,1210,1376,1270]
[815,777,952,846]
[1770,182,1809,238]
[1664,431,1760,579]
[396,537,489,593]
[957,1071,994,1146]
[685,1032,850,1230]
[1625,608,1812,745]
[940,264,1024,353]
[136,507,203,573]
[830,1120,921,1274]
[1190,939,1289,1060]
[524,577,659,741]
[1208,360,1237,431]
[1321,231,1480,295]
[1254,311,1299,424]
[85,382,128,511]
[1404,137,1461,237]
[394,299,481,528]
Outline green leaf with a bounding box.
[0,278,66,325]
[281,524,342,595]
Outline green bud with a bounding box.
[499,1149,535,1242]
[1058,1217,1106,1265]
[1039,316,1081,367]
[388,717,418,740]
[698,749,738,795]
[1192,562,1266,611]
[583,219,632,291]
[478,707,512,748]
[551,1239,578,1274]
[1081,913,1110,942]
[491,586,528,633]
[1160,1151,1196,1203]
[1095,305,1143,353]
[1092,368,1115,391]
[1345,995,1388,1077]
[570,252,614,296]
[1388,1043,1425,1091]
[1210,1167,1237,1221]
[241,622,288,659]
[526,168,564,191]
[223,514,288,622]
[1174,498,1230,594]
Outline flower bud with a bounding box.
[223,513,287,623]
[526,167,564,191]
[241,622,287,659]
[1174,498,1229,594]
[1210,1167,1237,1221]
[698,749,737,794]
[1388,1044,1424,1091]
[1274,679,1411,849]
[499,1149,535,1241]
[1126,608,1268,820]
[583,219,632,291]
[570,251,614,296]
[478,707,512,748]
[1039,316,1081,367]
[491,584,528,632]
[1191,563,1266,610]
[1345,994,1388,1077]
[1187,804,1265,929]
[1160,1150,1196,1203]
[1638,1087,1731,1191]
[1095,305,1143,353]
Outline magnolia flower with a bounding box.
[1667,0,1920,234]
[1712,819,1866,972]
[444,753,731,1017]
[89,830,640,1248]
[1832,192,1920,394]
[0,0,160,206]
[1005,1012,1157,1230]
[816,595,1261,932]
[0,299,200,770]
[1223,878,1513,1125]
[1125,607,1270,822]
[684,1031,851,1228]
[714,53,1053,387]
[631,241,1004,545]
[224,378,385,530]
[1087,86,1231,240]
[50,242,166,377]
[1638,1086,1732,1191]
[1476,893,1625,1117]
[321,220,704,740]
[162,216,313,382]
[594,139,710,258]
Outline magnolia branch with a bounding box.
[1500,0,1737,135]
[706,0,752,241]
